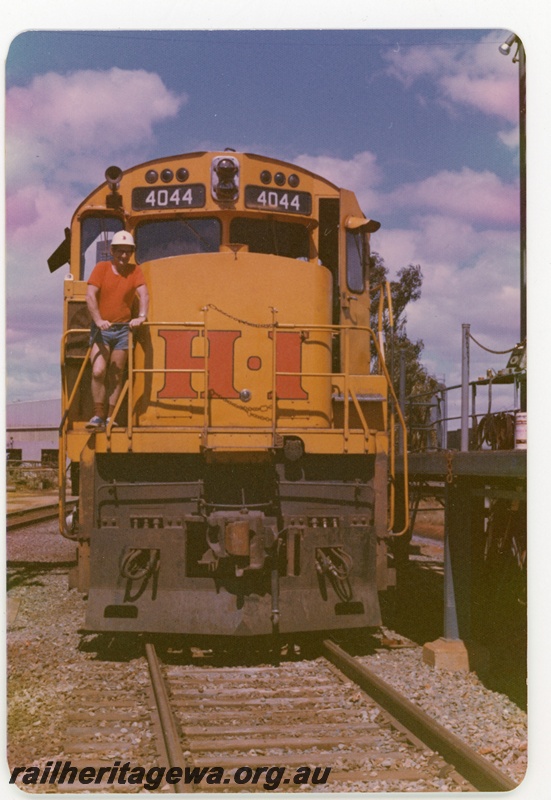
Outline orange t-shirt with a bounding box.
[88,261,146,323]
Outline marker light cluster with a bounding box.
[260,170,300,188]
[145,167,190,184]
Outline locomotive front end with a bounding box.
[55,151,403,641]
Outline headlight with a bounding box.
[211,155,239,201]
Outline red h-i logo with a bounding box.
[158,329,308,400]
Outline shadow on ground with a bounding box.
[382,557,527,710]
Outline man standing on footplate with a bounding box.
[85,230,149,429]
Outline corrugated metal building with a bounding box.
[6,399,60,464]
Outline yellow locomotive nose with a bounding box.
[130,249,334,436]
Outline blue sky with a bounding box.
[2,7,538,415]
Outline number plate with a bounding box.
[245,185,312,215]
[132,184,206,210]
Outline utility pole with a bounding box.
[499,33,526,411]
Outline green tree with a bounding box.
[369,252,440,451]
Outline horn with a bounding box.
[105,165,123,191]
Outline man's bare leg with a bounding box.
[106,348,128,419]
[90,342,110,420]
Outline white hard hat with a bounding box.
[111,231,135,247]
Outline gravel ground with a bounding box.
[7,524,527,792]
[7,570,90,769]
[357,636,527,786]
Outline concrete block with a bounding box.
[422,637,489,673]
[7,597,21,626]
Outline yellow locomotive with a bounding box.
[50,150,407,640]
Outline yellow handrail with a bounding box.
[372,280,394,371]
[363,281,407,535]
[366,328,409,536]
[58,327,95,538]
[60,317,409,537]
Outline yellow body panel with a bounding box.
[133,252,333,430]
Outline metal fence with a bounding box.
[398,324,526,454]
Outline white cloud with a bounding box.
[377,215,480,269]
[440,74,517,122]
[6,68,187,190]
[5,67,188,402]
[377,221,520,390]
[385,32,519,124]
[385,168,519,227]
[5,69,186,299]
[291,152,518,230]
[7,183,75,247]
[498,125,520,149]
[294,151,383,216]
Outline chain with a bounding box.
[215,396,272,422]
[205,304,275,328]
[468,332,522,355]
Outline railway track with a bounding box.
[7,503,60,530]
[6,508,519,792]
[56,640,516,793]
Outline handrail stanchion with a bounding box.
[343,328,350,444]
[388,393,396,532]
[398,349,406,456]
[58,327,97,538]
[127,327,134,444]
[203,306,210,445]
[442,385,449,449]
[368,329,409,536]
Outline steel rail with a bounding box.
[7,503,60,531]
[322,639,517,792]
[144,642,190,793]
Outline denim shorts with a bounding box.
[90,322,130,350]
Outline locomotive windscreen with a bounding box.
[135,218,221,262]
[229,217,309,258]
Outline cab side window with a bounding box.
[346,229,367,293]
[80,216,124,279]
